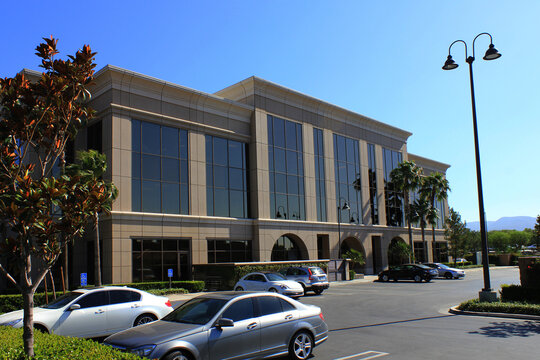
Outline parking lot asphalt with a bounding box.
[168,267,528,321]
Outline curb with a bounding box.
[449,306,540,321]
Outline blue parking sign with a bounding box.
[80,273,87,287]
[168,268,173,278]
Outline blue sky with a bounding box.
[1,0,538,223]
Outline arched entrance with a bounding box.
[271,234,308,261]
[387,237,410,266]
[340,237,366,274]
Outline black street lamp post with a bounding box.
[442,32,501,302]
[337,198,350,259]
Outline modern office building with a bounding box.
[40,65,450,286]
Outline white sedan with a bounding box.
[0,286,173,338]
[234,272,304,297]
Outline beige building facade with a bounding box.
[67,65,450,286]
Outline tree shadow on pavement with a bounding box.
[468,320,540,338]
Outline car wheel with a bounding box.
[445,272,453,279]
[414,275,422,283]
[289,330,314,360]
[381,274,389,282]
[235,286,244,291]
[163,350,192,360]
[425,277,432,282]
[269,288,278,293]
[313,288,323,295]
[34,324,48,333]
[134,313,157,327]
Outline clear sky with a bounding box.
[1,0,538,223]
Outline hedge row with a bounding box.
[500,284,540,304]
[0,326,141,360]
[115,280,204,293]
[458,299,540,316]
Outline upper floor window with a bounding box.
[367,144,379,225]
[132,120,189,214]
[314,128,327,222]
[268,115,305,220]
[383,148,403,227]
[333,134,362,224]
[206,135,249,218]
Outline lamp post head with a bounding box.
[442,55,458,70]
[483,43,502,60]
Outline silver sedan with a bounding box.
[104,292,328,360]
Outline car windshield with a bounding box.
[309,267,325,275]
[437,264,450,269]
[162,297,227,325]
[265,273,286,281]
[40,291,83,309]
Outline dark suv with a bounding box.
[281,266,330,295]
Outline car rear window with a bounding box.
[109,290,141,304]
[309,267,325,275]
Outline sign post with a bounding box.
[167,268,173,289]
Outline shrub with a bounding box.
[147,288,188,296]
[349,270,356,280]
[500,284,540,304]
[458,299,540,316]
[0,326,141,360]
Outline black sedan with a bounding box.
[378,264,438,283]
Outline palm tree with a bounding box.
[389,161,423,254]
[419,173,450,261]
[66,150,118,286]
[410,197,431,263]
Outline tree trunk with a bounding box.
[431,225,436,262]
[94,213,102,287]
[22,287,35,357]
[63,244,69,291]
[405,193,413,263]
[421,225,426,263]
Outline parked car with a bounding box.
[378,264,438,283]
[0,286,173,338]
[281,266,330,295]
[423,262,465,279]
[234,272,304,297]
[104,292,328,360]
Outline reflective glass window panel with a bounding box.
[162,158,180,182]
[142,180,161,213]
[228,141,243,168]
[141,122,161,155]
[142,155,161,181]
[132,120,141,153]
[162,183,180,214]
[161,126,179,158]
[213,137,228,167]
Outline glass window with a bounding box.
[206,135,249,218]
[222,298,255,322]
[268,115,305,220]
[279,298,296,312]
[333,134,362,224]
[314,128,327,222]
[207,239,252,263]
[383,148,404,227]
[109,290,140,304]
[257,296,283,316]
[132,120,188,214]
[76,291,109,309]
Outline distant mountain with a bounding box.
[466,216,536,231]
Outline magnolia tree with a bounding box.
[0,37,110,357]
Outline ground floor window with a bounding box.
[132,238,191,282]
[414,242,426,263]
[271,235,304,261]
[434,242,448,263]
[207,240,252,263]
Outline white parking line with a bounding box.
[334,350,390,360]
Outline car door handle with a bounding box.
[285,314,293,320]
[247,322,257,330]
[95,309,105,314]
[131,304,140,308]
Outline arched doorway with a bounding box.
[387,237,410,266]
[271,234,308,261]
[340,237,366,274]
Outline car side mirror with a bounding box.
[215,318,234,328]
[68,304,81,311]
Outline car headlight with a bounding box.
[280,284,289,289]
[130,345,156,357]
[2,319,22,327]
